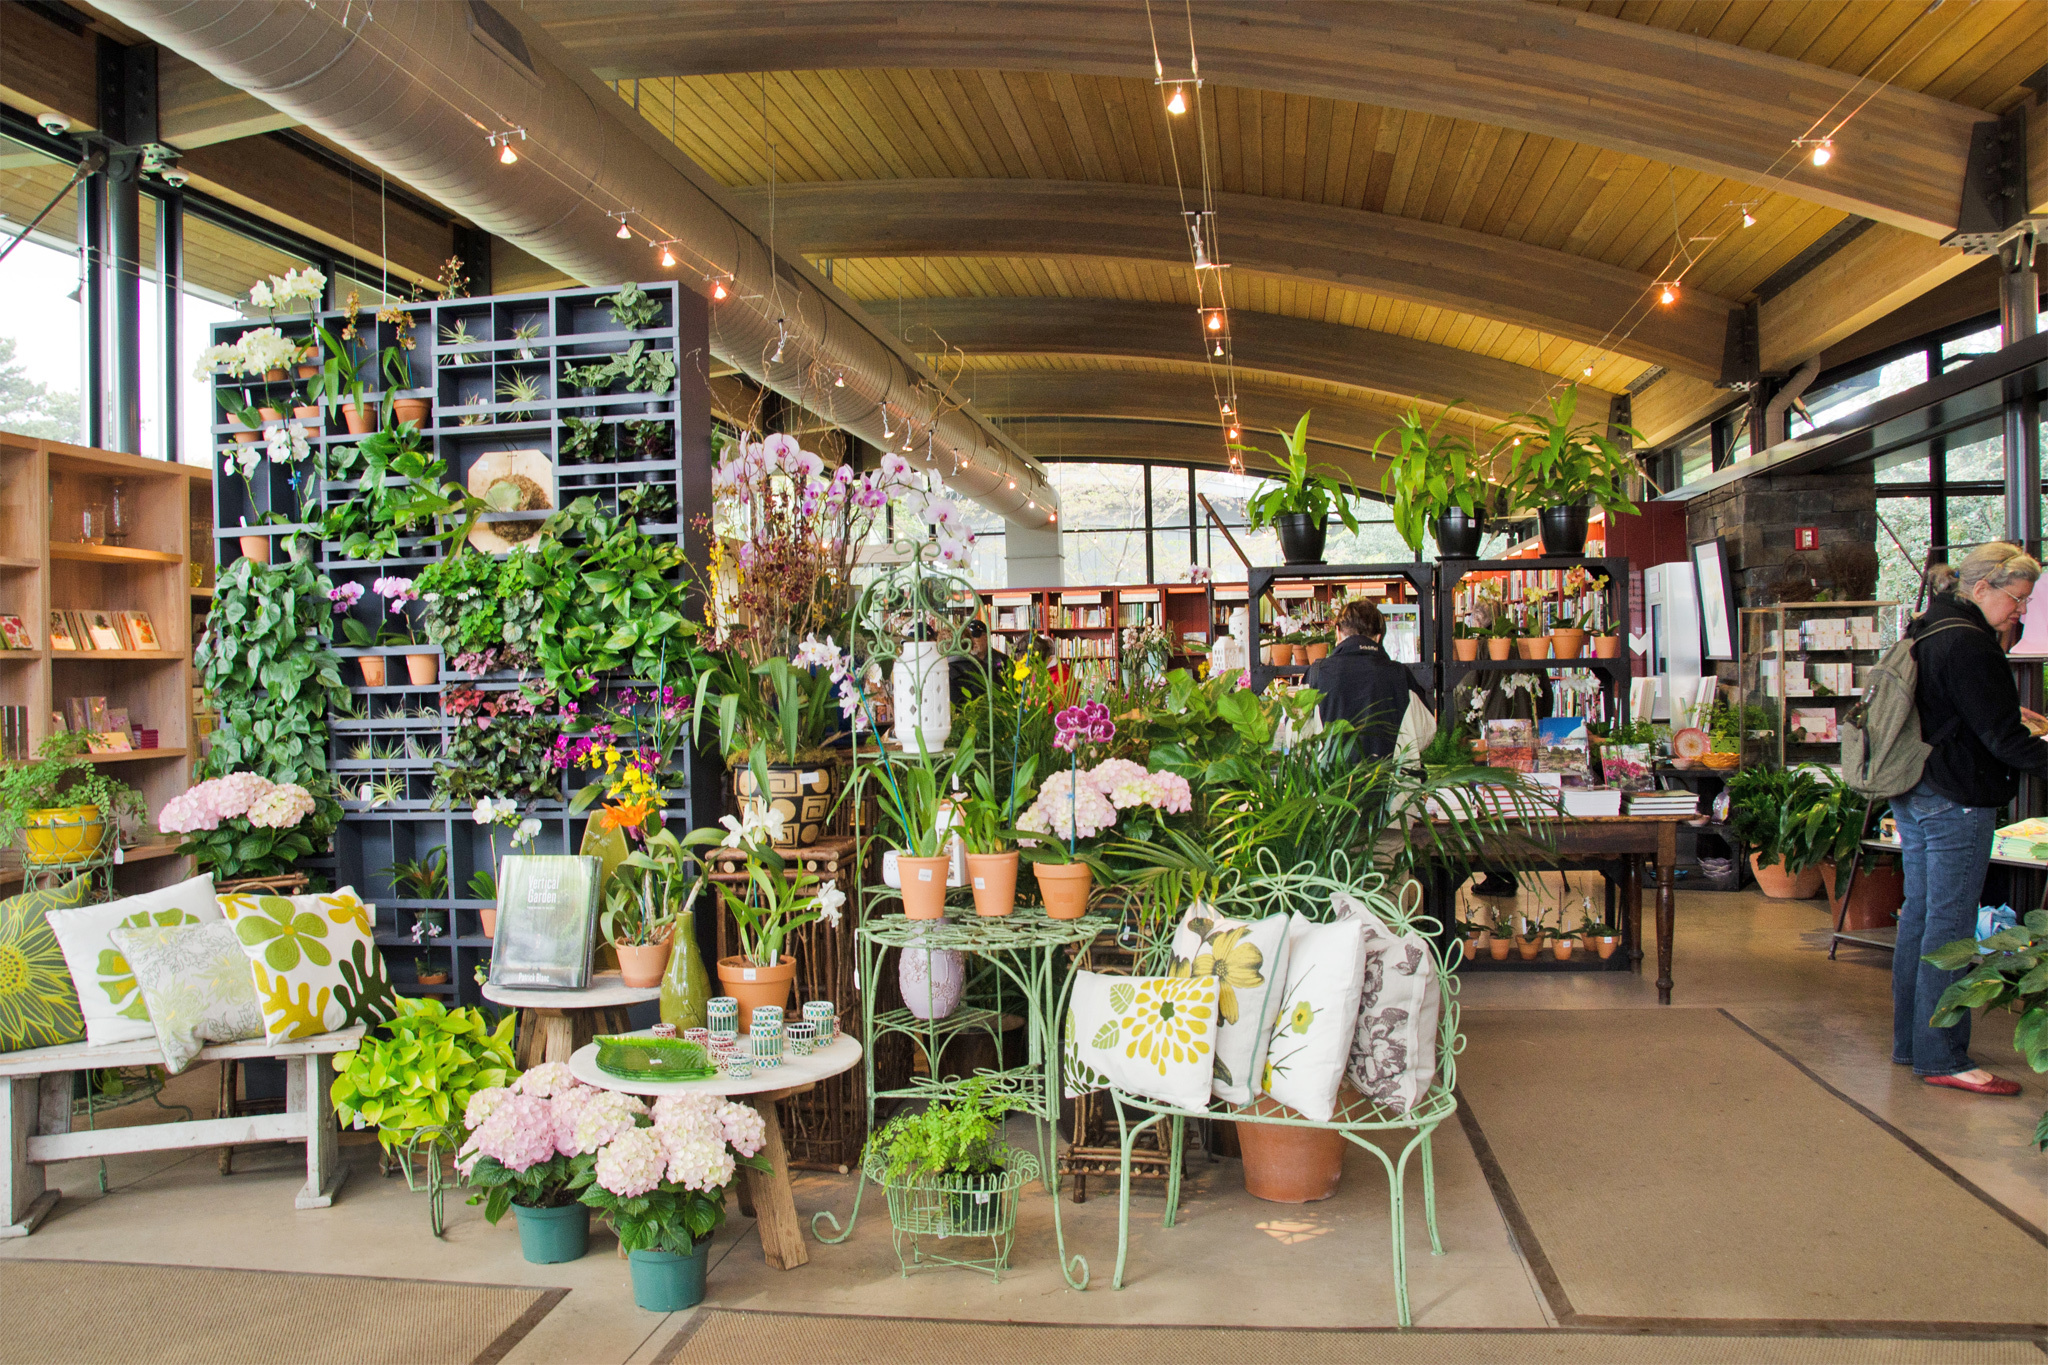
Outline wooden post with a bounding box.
[742,1084,812,1269]
[295,1052,347,1210]
[1,1076,57,1238]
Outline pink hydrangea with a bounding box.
[592,1126,668,1197]
[460,1092,557,1174]
[1018,770,1117,841]
[651,1092,719,1142]
[463,1085,514,1132]
[246,782,315,830]
[512,1062,577,1098]
[547,1084,596,1153]
[1111,770,1193,815]
[717,1101,766,1157]
[661,1126,735,1192]
[1085,758,1148,797]
[157,772,277,833]
[567,1090,647,1156]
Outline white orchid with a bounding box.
[473,795,516,825]
[247,279,275,310]
[510,817,542,847]
[812,881,846,929]
[718,802,787,849]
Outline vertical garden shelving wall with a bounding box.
[210,281,713,1005]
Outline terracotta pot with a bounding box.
[1592,635,1621,658]
[1516,937,1540,960]
[263,368,288,383]
[716,954,798,1015]
[404,653,439,685]
[1453,638,1480,661]
[231,423,260,444]
[1552,938,1574,961]
[417,972,450,986]
[392,396,431,426]
[897,855,951,918]
[480,908,497,939]
[358,655,387,687]
[1488,936,1511,960]
[1517,636,1552,660]
[1033,861,1093,919]
[1235,1095,1345,1202]
[291,405,322,422]
[237,535,271,565]
[1551,627,1587,659]
[967,851,1019,917]
[1749,854,1824,900]
[1462,933,1489,960]
[342,401,376,434]
[297,363,320,380]
[257,406,284,423]
[1486,637,1513,661]
[616,936,674,989]
[1591,935,1619,959]
[1304,642,1330,662]
[1820,859,1905,930]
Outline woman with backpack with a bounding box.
[1891,542,2045,1095]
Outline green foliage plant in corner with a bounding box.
[196,554,350,788]
[1926,909,2048,1148]
[866,1076,1024,1181]
[1229,411,1360,536]
[0,729,147,851]
[330,995,515,1149]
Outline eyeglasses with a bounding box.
[1991,582,2033,613]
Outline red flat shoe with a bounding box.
[1924,1074,2022,1096]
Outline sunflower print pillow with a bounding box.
[1168,907,1292,1106]
[1065,969,1219,1112]
[0,876,92,1053]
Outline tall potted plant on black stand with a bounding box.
[1376,404,1496,558]
[1232,412,1359,565]
[1497,386,1645,555]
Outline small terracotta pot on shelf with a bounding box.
[966,851,1019,917]
[716,954,797,1014]
[1551,627,1587,659]
[1516,936,1541,961]
[358,655,387,688]
[1304,642,1330,663]
[342,402,376,434]
[257,406,284,424]
[404,653,439,685]
[897,854,951,918]
[1486,637,1513,661]
[238,535,272,565]
[1488,936,1512,960]
[262,368,288,383]
[1590,934,1619,959]
[480,908,497,939]
[1516,636,1552,660]
[1453,638,1480,661]
[392,395,432,426]
[1033,860,1092,919]
[1592,635,1621,658]
[292,405,322,423]
[296,363,321,381]
[1551,937,1574,961]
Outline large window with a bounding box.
[0,134,85,442]
[1871,415,2010,609]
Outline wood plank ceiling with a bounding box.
[535,0,2042,474]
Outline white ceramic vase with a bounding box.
[898,921,965,1021]
[891,640,952,754]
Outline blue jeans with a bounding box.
[1889,780,1997,1076]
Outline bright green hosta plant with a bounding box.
[330,996,516,1150]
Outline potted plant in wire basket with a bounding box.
[1496,385,1644,556]
[1230,411,1360,565]
[0,731,148,869]
[574,1091,770,1311]
[864,1077,1037,1279]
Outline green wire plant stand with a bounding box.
[815,907,1105,1290]
[870,1147,1040,1280]
[384,1124,458,1237]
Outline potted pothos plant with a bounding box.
[1376,404,1494,558]
[1926,912,2048,1150]
[0,731,148,866]
[1230,412,1360,565]
[1496,385,1645,556]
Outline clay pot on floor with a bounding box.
[716,954,797,1015]
[1551,627,1587,659]
[1820,859,1905,930]
[1235,1095,1345,1203]
[897,854,951,918]
[1749,854,1824,900]
[1453,638,1480,661]
[358,655,387,687]
[616,935,674,989]
[1033,861,1093,919]
[967,851,1019,917]
[1486,637,1513,661]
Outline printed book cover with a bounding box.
[490,855,601,990]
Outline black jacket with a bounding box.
[1303,636,1426,760]
[1910,593,2048,808]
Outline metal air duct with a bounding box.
[95,0,1055,522]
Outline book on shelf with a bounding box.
[117,610,160,651]
[82,610,125,652]
[47,610,80,652]
[0,614,30,650]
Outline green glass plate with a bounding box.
[594,1035,717,1081]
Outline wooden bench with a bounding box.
[1,1027,362,1237]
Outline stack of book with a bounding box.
[1625,790,1700,816]
[1991,818,2048,863]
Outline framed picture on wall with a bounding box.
[1691,537,1739,662]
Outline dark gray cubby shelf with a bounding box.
[211,281,701,1005]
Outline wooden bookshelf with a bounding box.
[0,433,210,894]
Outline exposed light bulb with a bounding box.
[1811,139,1832,167]
[1166,87,1187,115]
[1582,365,1593,377]
[1220,401,1233,415]
[1206,312,1222,331]
[1007,479,1016,489]
[833,372,845,387]
[1049,511,1057,523]
[1227,425,1241,440]
[1213,342,1224,357]
[499,141,518,166]
[1741,210,1756,229]
[616,219,632,239]
[660,245,677,268]
[1658,283,1678,306]
[711,278,728,301]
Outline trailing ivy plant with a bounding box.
[321,421,464,561]
[529,498,691,696]
[197,554,350,786]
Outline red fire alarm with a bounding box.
[1794,526,1819,551]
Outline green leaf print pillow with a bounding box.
[45,873,219,1047]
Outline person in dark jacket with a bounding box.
[1893,542,2047,1096]
[1303,599,1428,761]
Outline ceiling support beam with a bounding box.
[736,179,1732,377]
[157,51,298,147]
[964,368,1407,454]
[541,0,1988,236]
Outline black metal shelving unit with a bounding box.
[1434,556,1631,718]
[1246,561,1437,697]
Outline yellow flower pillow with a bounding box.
[216,886,397,1043]
[1064,970,1219,1112]
[1167,906,1291,1106]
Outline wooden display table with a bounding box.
[568,1033,863,1270]
[482,973,661,1067]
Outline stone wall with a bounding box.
[1685,466,1877,609]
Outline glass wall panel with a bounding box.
[1876,496,1931,607]
[1048,461,1145,531]
[0,136,84,442]
[178,215,315,468]
[1876,453,1930,483]
[1940,322,2001,373]
[1063,529,1147,584]
[1944,428,2005,483]
[1945,493,2006,554]
[1793,352,1928,435]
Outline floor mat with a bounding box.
[659,1309,2048,1364]
[1455,1009,2045,1330]
[0,1259,562,1365]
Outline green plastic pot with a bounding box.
[514,1202,589,1264]
[629,1245,708,1312]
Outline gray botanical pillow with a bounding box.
[1334,891,1442,1115]
[110,920,264,1074]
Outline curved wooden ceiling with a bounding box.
[529,0,2041,476]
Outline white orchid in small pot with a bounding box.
[681,801,847,1016]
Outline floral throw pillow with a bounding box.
[217,886,396,1043]
[1167,906,1291,1106]
[1333,891,1443,1115]
[45,873,220,1047]
[111,920,264,1074]
[0,875,93,1053]
[1064,970,1219,1112]
[1259,913,1367,1123]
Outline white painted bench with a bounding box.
[0,1026,362,1237]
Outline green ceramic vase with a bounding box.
[660,908,711,1030]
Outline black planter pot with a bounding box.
[1273,513,1327,565]
[1538,505,1591,556]
[1434,507,1486,558]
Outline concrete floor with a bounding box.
[1,882,2039,1362]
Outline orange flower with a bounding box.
[599,800,652,832]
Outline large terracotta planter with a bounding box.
[734,762,838,849]
[1453,638,1480,661]
[716,954,797,1015]
[1235,1096,1345,1202]
[1486,637,1513,661]
[358,656,387,687]
[1749,854,1824,900]
[616,936,674,989]
[1820,859,1904,930]
[1592,635,1621,658]
[1033,861,1092,919]
[1516,636,1552,660]
[967,851,1019,917]
[897,854,951,918]
[1551,627,1587,659]
[404,653,438,685]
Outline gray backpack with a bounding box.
[1839,619,1974,798]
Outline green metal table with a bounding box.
[815,905,1107,1288]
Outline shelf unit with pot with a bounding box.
[1737,602,1905,770]
[1435,556,1632,727]
[0,434,209,895]
[209,281,704,1005]
[1245,563,1434,696]
[979,582,1215,690]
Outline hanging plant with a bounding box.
[197,554,350,791]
